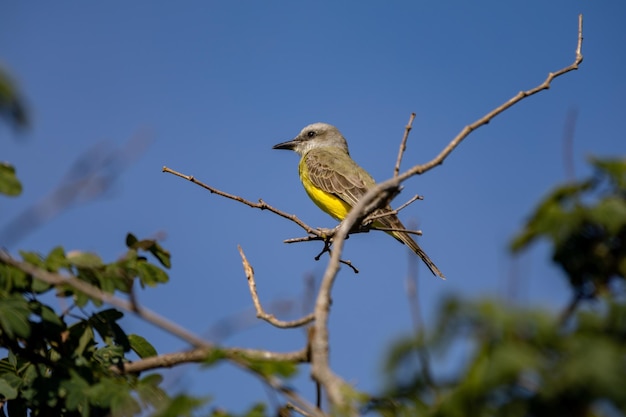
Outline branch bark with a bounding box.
[309,14,584,413]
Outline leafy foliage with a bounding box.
[0,163,22,197]
[374,296,626,417]
[371,157,626,417]
[0,66,28,131]
[0,238,190,416]
[511,157,626,297]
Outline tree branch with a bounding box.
[162,166,322,239]
[238,245,315,328]
[309,14,585,413]
[112,346,309,374]
[394,113,416,177]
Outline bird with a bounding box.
[273,122,444,279]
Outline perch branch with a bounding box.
[162,166,321,239]
[309,14,585,412]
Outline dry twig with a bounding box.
[163,166,320,238]
[394,113,416,177]
[308,15,585,412]
[238,245,315,328]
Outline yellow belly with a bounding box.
[299,161,351,221]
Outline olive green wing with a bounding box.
[304,149,376,207]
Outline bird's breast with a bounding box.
[298,157,351,221]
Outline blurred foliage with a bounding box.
[0,65,25,198]
[511,157,626,297]
[372,157,626,417]
[0,163,22,197]
[373,296,626,417]
[0,67,28,131]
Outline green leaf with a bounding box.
[0,162,22,196]
[44,246,68,272]
[71,322,95,357]
[89,309,130,351]
[136,374,167,408]
[588,197,626,233]
[0,263,30,291]
[128,334,158,358]
[0,294,31,339]
[0,373,21,399]
[94,345,126,367]
[245,358,298,378]
[136,261,169,287]
[88,378,141,416]
[125,233,139,248]
[38,303,65,328]
[60,370,91,415]
[148,240,172,269]
[67,251,104,268]
[0,357,15,374]
[126,234,172,268]
[152,394,207,417]
[590,156,626,190]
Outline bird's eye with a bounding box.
[307,131,316,138]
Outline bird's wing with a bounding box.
[304,149,376,207]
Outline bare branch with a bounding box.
[309,15,585,413]
[394,113,416,177]
[238,245,315,328]
[397,14,584,182]
[287,402,315,417]
[112,346,309,374]
[364,194,422,223]
[163,166,322,239]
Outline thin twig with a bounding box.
[163,166,321,239]
[309,15,585,413]
[396,14,584,183]
[112,346,309,374]
[287,402,314,417]
[394,113,416,177]
[238,245,315,328]
[396,194,424,211]
[363,194,422,223]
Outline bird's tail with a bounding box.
[389,230,445,280]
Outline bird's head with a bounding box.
[273,122,349,156]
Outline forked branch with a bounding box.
[238,245,315,328]
[309,15,585,412]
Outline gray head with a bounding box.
[273,122,350,156]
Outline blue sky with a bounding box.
[2,2,625,413]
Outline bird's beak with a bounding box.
[272,138,299,150]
